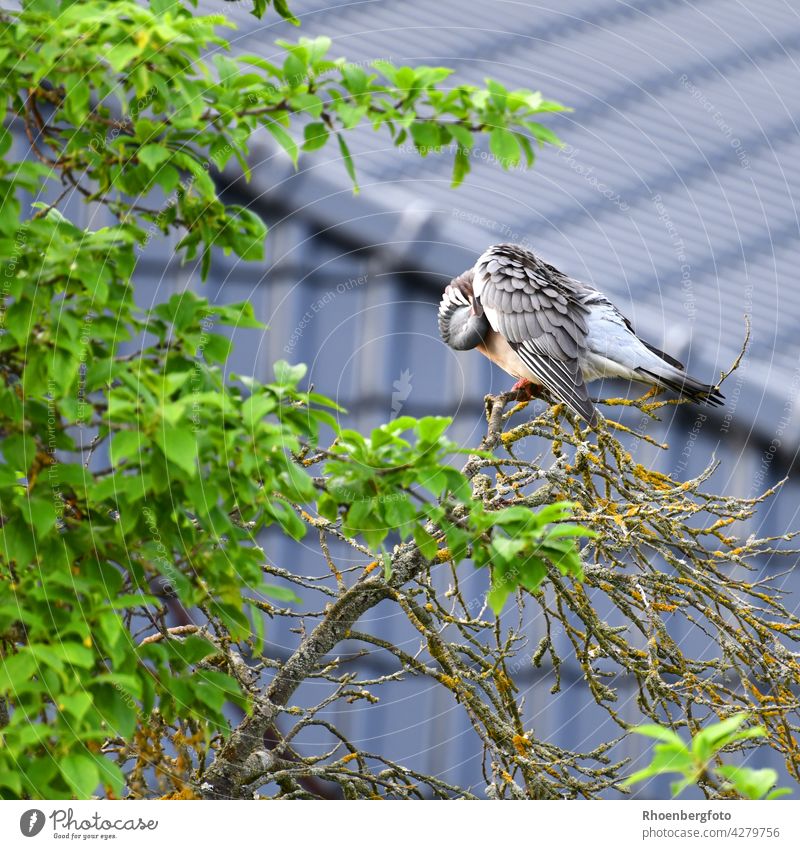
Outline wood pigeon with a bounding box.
[438,243,723,426]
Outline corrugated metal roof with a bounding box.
[179,0,800,795]
[198,0,800,441]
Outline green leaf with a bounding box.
[58,692,93,722]
[451,145,470,187]
[273,359,307,386]
[487,582,513,616]
[2,433,37,473]
[0,651,37,694]
[61,754,100,799]
[410,121,441,150]
[525,121,563,146]
[544,524,597,540]
[691,713,755,762]
[336,134,359,193]
[272,500,307,540]
[110,44,144,73]
[95,758,125,796]
[623,714,783,799]
[172,635,219,665]
[52,642,95,668]
[621,745,696,789]
[138,144,171,171]
[276,0,300,27]
[262,584,301,603]
[202,333,234,364]
[631,725,687,747]
[155,427,198,477]
[265,121,299,166]
[64,79,90,124]
[279,458,317,501]
[766,788,794,800]
[0,771,22,795]
[416,416,451,443]
[716,765,785,800]
[413,525,438,560]
[303,122,329,151]
[109,430,145,465]
[22,496,58,538]
[317,492,340,522]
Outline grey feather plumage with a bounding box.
[474,245,591,352]
[473,244,598,424]
[439,242,724,426]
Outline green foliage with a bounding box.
[471,502,595,614]
[0,219,337,794]
[320,418,593,611]
[0,0,574,799]
[240,0,299,24]
[0,0,565,281]
[623,714,792,799]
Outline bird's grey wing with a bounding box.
[591,293,686,370]
[587,296,724,406]
[473,244,598,425]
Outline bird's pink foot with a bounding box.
[511,378,540,402]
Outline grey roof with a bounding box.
[199,0,800,443]
[177,1,800,795]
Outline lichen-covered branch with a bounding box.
[190,381,799,800]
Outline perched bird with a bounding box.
[438,243,723,426]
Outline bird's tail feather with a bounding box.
[635,366,724,407]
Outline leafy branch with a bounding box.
[2,0,799,804]
[2,0,565,278]
[624,714,792,800]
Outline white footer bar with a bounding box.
[1,799,797,848]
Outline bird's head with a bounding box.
[450,270,484,316]
[438,269,490,350]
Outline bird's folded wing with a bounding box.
[474,245,598,424]
[510,339,598,425]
